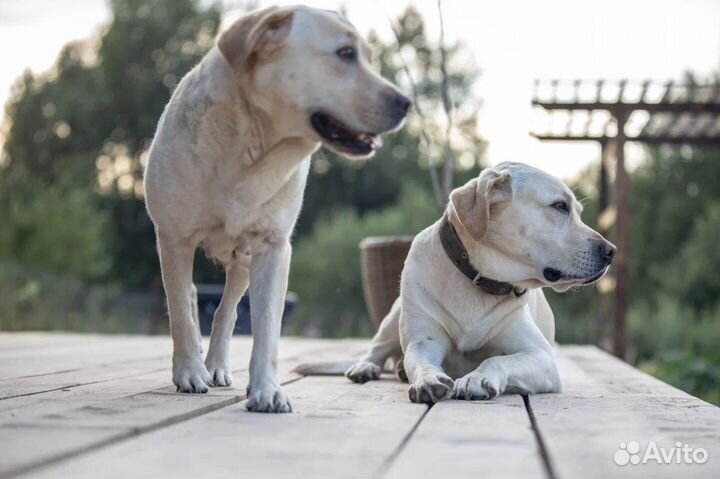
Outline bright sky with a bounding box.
[1,0,719,179]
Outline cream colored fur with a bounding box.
[298,162,616,404]
[144,6,407,412]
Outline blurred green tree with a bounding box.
[629,146,720,311]
[1,0,221,288]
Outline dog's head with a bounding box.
[218,6,410,158]
[449,162,616,292]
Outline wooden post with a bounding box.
[598,141,610,216]
[613,114,629,359]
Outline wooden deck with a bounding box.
[0,333,718,479]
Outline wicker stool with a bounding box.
[359,236,414,330]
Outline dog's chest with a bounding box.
[441,293,527,353]
[200,160,310,265]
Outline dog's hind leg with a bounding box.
[157,232,213,393]
[205,252,250,387]
[346,298,403,383]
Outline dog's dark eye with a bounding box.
[336,46,357,62]
[551,201,570,214]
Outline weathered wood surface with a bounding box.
[0,333,717,479]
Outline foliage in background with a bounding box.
[0,169,111,280]
[0,260,158,334]
[289,183,438,337]
[1,0,221,289]
[630,295,720,405]
[629,146,720,311]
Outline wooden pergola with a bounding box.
[531,79,720,358]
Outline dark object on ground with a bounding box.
[195,284,298,336]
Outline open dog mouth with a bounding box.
[310,112,382,157]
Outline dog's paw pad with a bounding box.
[345,361,382,383]
[246,384,292,413]
[408,373,453,404]
[173,357,213,394]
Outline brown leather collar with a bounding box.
[439,214,526,297]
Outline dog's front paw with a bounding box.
[205,355,233,387]
[451,373,503,400]
[246,383,292,413]
[345,360,382,383]
[173,355,213,393]
[408,372,454,404]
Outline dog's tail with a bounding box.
[292,360,357,376]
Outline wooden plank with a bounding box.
[0,334,173,381]
[0,357,169,400]
[0,332,99,352]
[0,338,365,421]
[384,395,546,479]
[0,337,366,479]
[0,336,364,399]
[528,346,720,479]
[18,376,428,479]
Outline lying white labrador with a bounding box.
[298,162,615,403]
[144,6,410,412]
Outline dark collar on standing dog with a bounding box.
[439,214,526,297]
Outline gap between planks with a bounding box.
[373,404,432,478]
[523,395,557,479]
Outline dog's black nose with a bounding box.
[393,94,412,116]
[598,240,616,263]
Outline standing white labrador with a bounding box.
[144,6,410,412]
[297,162,616,403]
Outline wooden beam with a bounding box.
[530,133,720,146]
[598,141,612,218]
[613,115,629,360]
[595,79,605,103]
[660,80,674,103]
[531,101,720,115]
[617,79,628,102]
[573,79,582,102]
[639,80,651,103]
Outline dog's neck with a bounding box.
[440,214,525,296]
[208,47,319,165]
[235,87,273,160]
[448,212,541,291]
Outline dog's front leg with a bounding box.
[452,311,562,400]
[157,233,213,393]
[346,298,403,383]
[401,316,454,404]
[246,240,292,413]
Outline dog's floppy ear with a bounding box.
[218,7,295,71]
[449,168,512,240]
